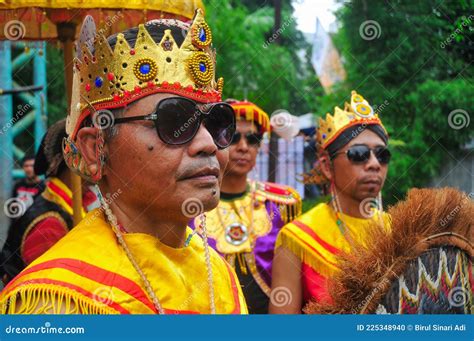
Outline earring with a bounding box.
[63,137,92,179]
[62,130,105,183]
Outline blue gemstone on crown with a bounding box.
[199,27,206,42]
[139,63,151,75]
[95,77,103,88]
[199,62,206,73]
[322,133,327,139]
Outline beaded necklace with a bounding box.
[96,186,216,314]
[330,182,385,245]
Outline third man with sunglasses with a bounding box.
[192,99,302,314]
[270,91,391,314]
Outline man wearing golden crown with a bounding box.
[0,10,248,314]
[270,91,391,314]
[191,99,302,314]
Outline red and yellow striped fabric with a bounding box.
[1,209,247,314]
[275,202,390,303]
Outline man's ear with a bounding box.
[318,153,333,182]
[76,127,102,177]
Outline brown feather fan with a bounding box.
[304,187,473,314]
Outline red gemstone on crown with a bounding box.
[147,81,155,88]
[130,49,136,55]
[107,73,115,81]
[85,84,91,92]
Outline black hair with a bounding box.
[21,153,35,166]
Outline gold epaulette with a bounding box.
[253,181,302,224]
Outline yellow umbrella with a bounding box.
[0,0,205,224]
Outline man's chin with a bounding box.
[355,190,381,203]
[360,184,381,196]
[188,185,220,209]
[201,194,219,212]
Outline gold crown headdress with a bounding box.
[316,91,387,150]
[66,9,223,140]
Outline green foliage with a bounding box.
[302,195,330,213]
[46,43,67,126]
[205,0,321,115]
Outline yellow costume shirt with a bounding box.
[1,209,247,314]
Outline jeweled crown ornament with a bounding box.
[317,90,387,149]
[66,8,223,139]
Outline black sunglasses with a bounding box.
[112,97,236,149]
[333,144,391,165]
[230,132,263,146]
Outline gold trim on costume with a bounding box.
[244,253,271,296]
[205,193,271,254]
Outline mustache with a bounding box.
[176,157,221,180]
